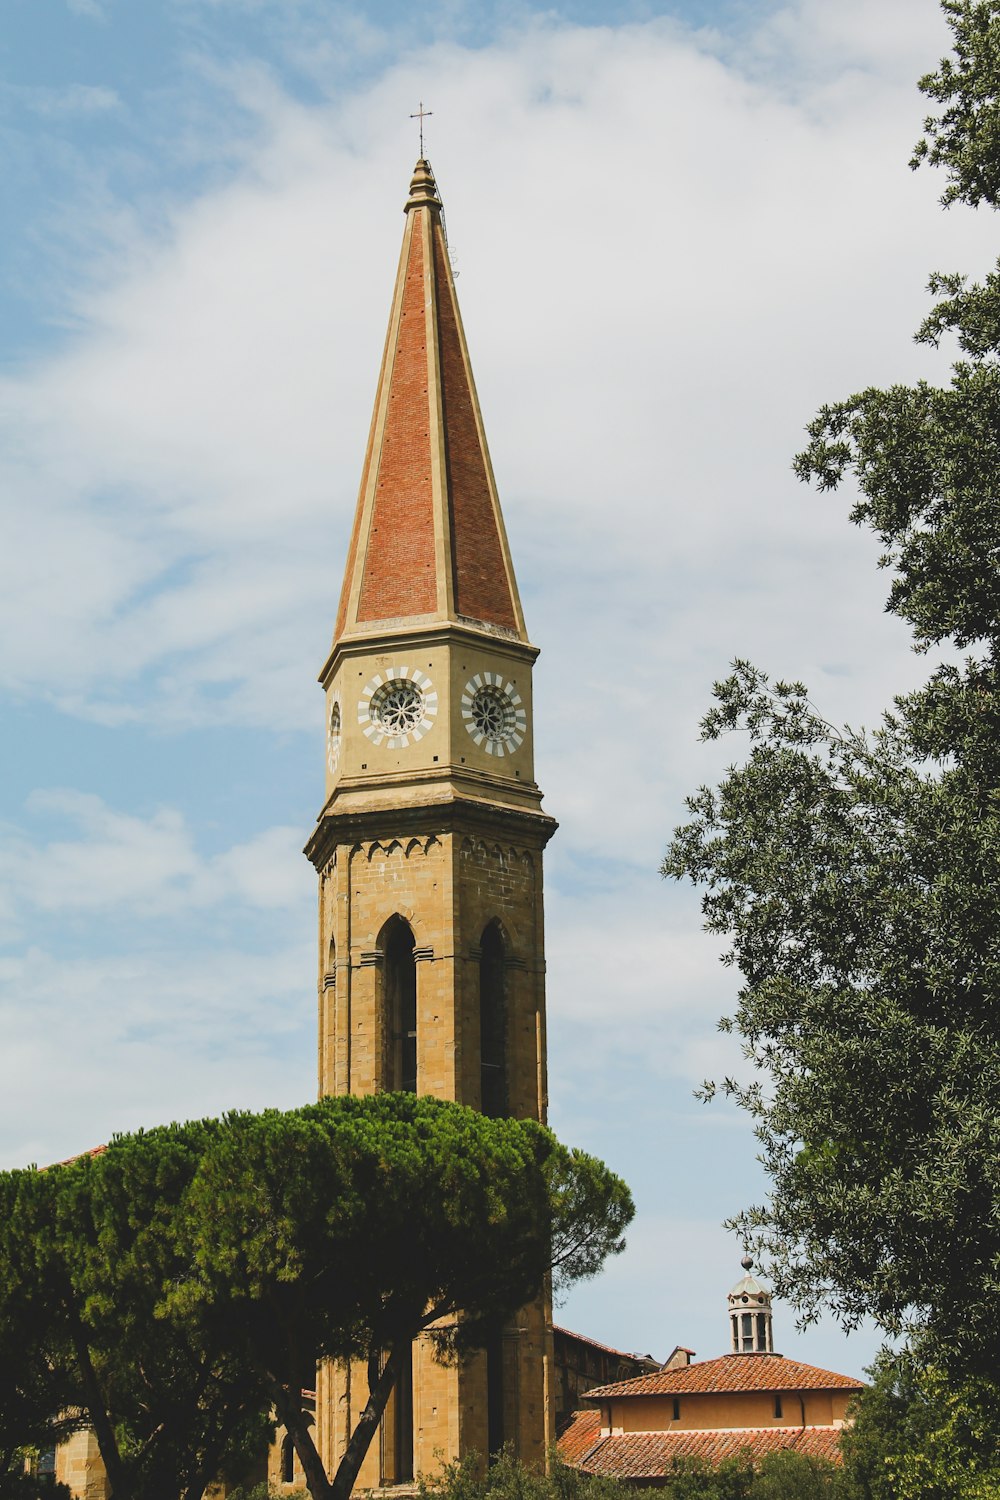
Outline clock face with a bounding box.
[327,695,342,776]
[358,667,438,749]
[461,673,526,756]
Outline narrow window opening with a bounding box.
[281,1434,295,1484]
[394,1343,414,1483]
[479,923,507,1118]
[487,1330,505,1462]
[672,1398,681,1421]
[774,1395,783,1420]
[384,919,417,1092]
[741,1311,753,1351]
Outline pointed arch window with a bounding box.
[280,1434,295,1485]
[382,917,417,1093]
[395,1343,414,1482]
[479,922,507,1118]
[382,1342,414,1484]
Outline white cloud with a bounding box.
[0,790,312,932]
[4,83,120,116]
[0,938,315,1172]
[2,0,978,1368]
[3,0,988,738]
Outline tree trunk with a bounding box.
[265,1372,335,1500]
[68,1313,131,1500]
[328,1344,403,1500]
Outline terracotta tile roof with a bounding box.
[557,1418,846,1476]
[556,1409,602,1463]
[354,213,437,625]
[586,1354,864,1399]
[45,1144,107,1170]
[334,158,525,647]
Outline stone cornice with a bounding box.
[318,617,538,690]
[303,796,558,871]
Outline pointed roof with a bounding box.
[333,159,526,650]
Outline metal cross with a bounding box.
[410,102,433,157]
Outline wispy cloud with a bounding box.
[2,0,973,1376]
[0,791,311,935]
[0,3,983,739]
[2,83,120,117]
[67,0,110,20]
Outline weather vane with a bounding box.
[410,101,433,157]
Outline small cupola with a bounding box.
[728,1255,774,1354]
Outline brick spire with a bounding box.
[333,158,527,648]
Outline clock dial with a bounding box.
[461,673,526,756]
[358,667,438,749]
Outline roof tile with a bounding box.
[557,1415,846,1476]
[586,1354,863,1398]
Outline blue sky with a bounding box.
[1,0,992,1382]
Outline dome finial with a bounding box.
[404,156,441,214]
[741,1253,754,1272]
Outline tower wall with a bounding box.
[309,803,556,1488]
[309,155,556,1491]
[318,824,548,1117]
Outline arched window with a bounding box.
[382,917,417,1093]
[321,936,336,1088]
[382,1342,414,1484]
[394,1343,414,1482]
[479,923,507,1118]
[280,1433,295,1485]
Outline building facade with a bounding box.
[303,156,558,1488]
[558,1262,864,1481]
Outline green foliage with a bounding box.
[839,1351,1000,1500]
[746,1452,842,1500]
[0,1097,632,1500]
[0,1127,276,1500]
[418,1450,634,1500]
[0,1460,74,1500]
[912,1,1000,206]
[663,659,1000,1357]
[225,1484,309,1500]
[418,1451,843,1500]
[663,0,1000,1386]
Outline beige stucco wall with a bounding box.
[609,1388,853,1434]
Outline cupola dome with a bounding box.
[728,1255,774,1354]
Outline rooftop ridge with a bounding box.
[584,1352,864,1399]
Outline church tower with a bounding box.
[305,158,557,1486]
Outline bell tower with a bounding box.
[305,158,557,1485]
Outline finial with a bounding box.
[741,1254,754,1272]
[404,157,442,215]
[410,101,433,158]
